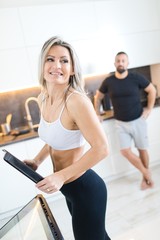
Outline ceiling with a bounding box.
[0,0,93,8]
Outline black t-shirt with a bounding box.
[99,72,150,121]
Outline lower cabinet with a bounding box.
[0,142,37,216]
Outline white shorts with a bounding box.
[115,117,149,150]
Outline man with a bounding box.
[94,52,156,190]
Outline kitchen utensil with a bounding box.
[6,113,12,125]
[1,123,11,135]
[1,113,13,135]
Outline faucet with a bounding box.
[25,97,39,129]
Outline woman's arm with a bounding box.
[24,144,50,170]
[60,94,109,181]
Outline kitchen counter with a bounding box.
[0,130,38,147]
[101,109,114,120]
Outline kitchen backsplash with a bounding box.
[0,65,159,133]
[0,87,41,131]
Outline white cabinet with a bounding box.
[147,107,160,164]
[0,142,37,215]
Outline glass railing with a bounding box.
[0,194,64,240]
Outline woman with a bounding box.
[24,36,111,240]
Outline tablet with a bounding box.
[2,149,44,183]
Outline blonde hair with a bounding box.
[38,36,85,95]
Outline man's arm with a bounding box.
[94,90,105,116]
[142,83,156,118]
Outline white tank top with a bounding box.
[38,92,86,150]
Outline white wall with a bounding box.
[0,0,160,91]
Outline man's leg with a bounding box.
[120,148,153,189]
[138,149,154,189]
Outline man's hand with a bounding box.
[141,107,152,119]
[97,114,104,122]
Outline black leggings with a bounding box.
[60,169,111,240]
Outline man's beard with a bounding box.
[117,67,126,74]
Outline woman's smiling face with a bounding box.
[44,45,74,86]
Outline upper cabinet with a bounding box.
[0,0,160,91]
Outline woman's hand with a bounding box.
[36,172,65,194]
[23,159,38,171]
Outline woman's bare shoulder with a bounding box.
[70,91,90,102]
[67,91,93,113]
